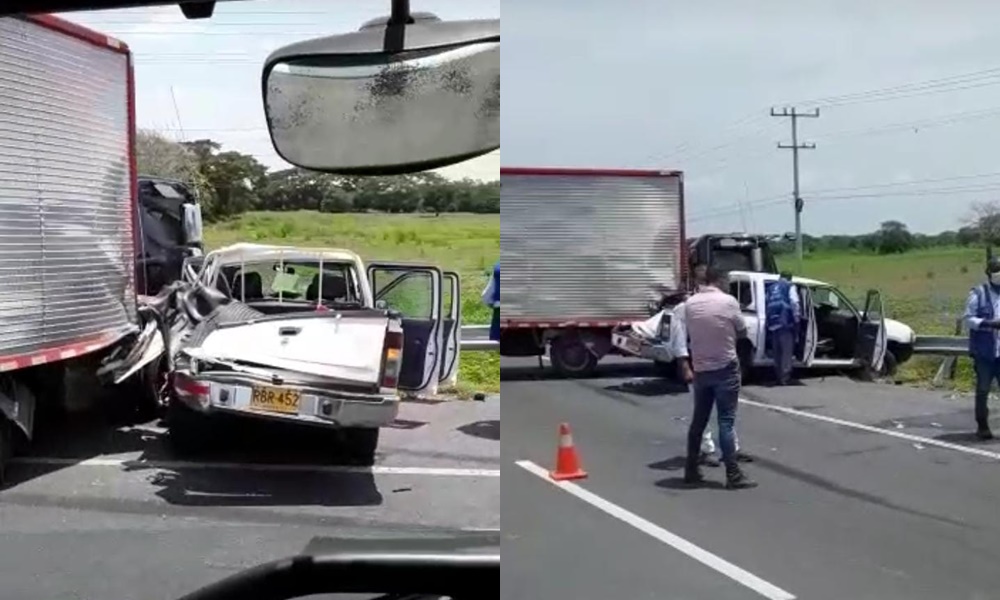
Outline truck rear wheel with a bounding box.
[0,418,11,489]
[550,334,599,378]
[340,427,380,466]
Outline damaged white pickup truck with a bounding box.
[124,243,461,465]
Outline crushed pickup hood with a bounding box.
[191,315,389,385]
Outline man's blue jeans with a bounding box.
[973,356,1000,429]
[687,361,741,466]
[772,327,795,384]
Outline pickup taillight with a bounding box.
[173,372,211,408]
[381,329,404,390]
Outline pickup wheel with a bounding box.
[550,334,599,378]
[135,357,167,422]
[878,349,899,379]
[167,399,210,457]
[341,428,380,466]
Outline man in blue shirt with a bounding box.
[765,271,801,385]
[482,262,499,342]
[963,257,1000,440]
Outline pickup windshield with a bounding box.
[219,259,364,307]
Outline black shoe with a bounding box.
[725,465,758,490]
[976,427,994,441]
[683,465,705,485]
[699,453,721,467]
[735,451,754,463]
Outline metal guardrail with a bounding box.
[913,335,966,355]
[460,324,497,352]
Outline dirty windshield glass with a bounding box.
[0,3,498,600]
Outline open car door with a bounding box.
[439,271,462,386]
[368,263,444,397]
[855,289,888,374]
[799,286,818,366]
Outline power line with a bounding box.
[688,179,1000,224]
[788,66,1000,108]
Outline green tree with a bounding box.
[875,220,914,254]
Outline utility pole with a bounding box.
[770,107,819,271]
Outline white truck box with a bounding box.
[499,167,685,376]
[0,15,137,368]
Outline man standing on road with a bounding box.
[765,271,801,386]
[674,267,757,489]
[483,261,500,342]
[675,264,750,467]
[963,256,1000,440]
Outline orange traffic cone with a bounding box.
[550,423,588,481]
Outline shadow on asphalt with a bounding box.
[750,454,973,529]
[647,456,686,472]
[605,378,688,397]
[458,419,499,441]
[655,477,727,491]
[4,410,388,508]
[500,362,660,382]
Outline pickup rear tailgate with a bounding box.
[194,313,390,385]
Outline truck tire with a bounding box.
[167,399,210,457]
[550,334,599,378]
[340,427,380,466]
[0,418,11,489]
[655,360,681,382]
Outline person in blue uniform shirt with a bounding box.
[482,262,500,341]
[963,256,1000,440]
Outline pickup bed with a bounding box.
[131,243,462,464]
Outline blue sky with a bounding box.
[504,0,1000,235]
[59,0,499,181]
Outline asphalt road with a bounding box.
[503,356,1000,600]
[0,397,499,600]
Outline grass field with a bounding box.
[204,211,499,395]
[788,246,986,390]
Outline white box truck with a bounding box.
[499,167,686,376]
[0,15,146,482]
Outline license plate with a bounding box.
[249,386,301,414]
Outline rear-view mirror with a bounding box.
[182,203,203,246]
[261,13,499,175]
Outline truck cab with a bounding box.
[135,176,205,296]
[654,233,783,313]
[688,233,781,275]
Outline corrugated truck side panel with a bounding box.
[0,16,137,368]
[500,169,684,325]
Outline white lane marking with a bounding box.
[11,456,500,477]
[463,527,501,532]
[515,459,796,600]
[739,397,1000,461]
